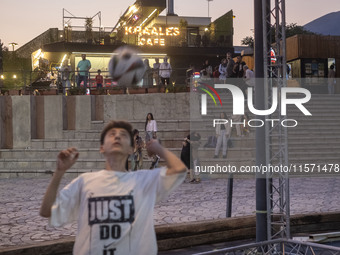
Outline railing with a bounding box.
[193,238,340,255]
[0,68,190,95]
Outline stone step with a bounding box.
[62,128,193,141]
[0,158,105,170]
[0,148,105,159]
[91,120,104,130]
[0,157,169,173]
[129,120,190,131]
[197,148,254,158]
[85,120,191,132]
[30,136,189,150]
[30,139,101,149]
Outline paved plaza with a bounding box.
[1,174,340,250]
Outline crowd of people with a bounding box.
[187,52,255,90]
[59,52,254,95]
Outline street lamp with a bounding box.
[9,42,18,51]
[207,0,213,17]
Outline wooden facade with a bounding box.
[286,34,340,77]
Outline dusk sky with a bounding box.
[0,0,339,50]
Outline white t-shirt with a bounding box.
[159,62,172,78]
[146,120,157,132]
[50,167,185,255]
[245,69,255,87]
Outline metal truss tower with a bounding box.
[262,0,290,240]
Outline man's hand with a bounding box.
[146,139,163,157]
[56,147,79,173]
[146,140,187,175]
[40,147,78,218]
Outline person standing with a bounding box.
[188,132,201,184]
[219,59,227,82]
[159,57,172,88]
[60,61,71,94]
[214,112,231,158]
[40,120,186,255]
[233,55,246,78]
[77,54,91,88]
[145,113,160,169]
[201,60,213,78]
[131,129,144,171]
[143,59,153,93]
[95,69,103,89]
[226,52,235,78]
[243,65,255,87]
[328,64,336,94]
[180,134,191,170]
[153,58,160,87]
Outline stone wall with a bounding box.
[0,93,190,149]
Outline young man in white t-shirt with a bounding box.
[40,120,187,255]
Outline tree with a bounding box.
[85,18,93,44]
[0,39,6,89]
[241,23,316,48]
[285,23,315,38]
[241,36,254,48]
[0,40,8,73]
[179,19,188,46]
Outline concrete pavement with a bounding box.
[1,174,340,250]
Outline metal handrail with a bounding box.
[193,238,340,255]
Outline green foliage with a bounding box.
[285,23,316,37]
[85,18,93,43]
[241,36,254,48]
[241,23,316,48]
[179,19,188,46]
[69,87,86,95]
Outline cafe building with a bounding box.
[32,0,235,85]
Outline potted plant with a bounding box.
[179,19,188,47]
[106,87,123,95]
[128,85,144,94]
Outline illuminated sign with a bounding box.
[124,26,180,46]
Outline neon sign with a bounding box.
[124,26,180,46]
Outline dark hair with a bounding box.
[145,113,154,131]
[98,69,101,73]
[100,120,134,147]
[220,112,228,119]
[132,129,139,136]
[330,64,335,70]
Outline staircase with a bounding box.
[0,94,339,179]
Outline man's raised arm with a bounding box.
[40,148,79,218]
[146,140,186,176]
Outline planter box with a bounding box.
[90,90,106,95]
[42,89,57,95]
[9,89,20,95]
[147,87,160,93]
[128,88,146,94]
[106,89,124,95]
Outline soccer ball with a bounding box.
[108,46,146,87]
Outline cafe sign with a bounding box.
[124,26,180,46]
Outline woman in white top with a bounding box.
[159,57,172,86]
[145,113,157,142]
[145,113,160,169]
[219,58,227,82]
